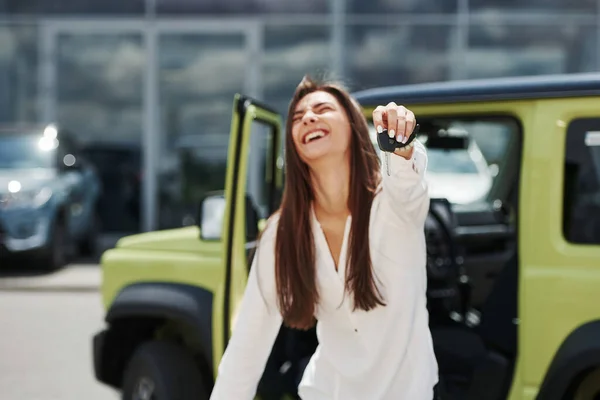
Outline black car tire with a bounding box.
[79,211,100,257]
[122,340,209,400]
[38,221,67,270]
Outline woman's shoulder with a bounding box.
[251,211,281,267]
[259,211,281,244]
[250,212,281,299]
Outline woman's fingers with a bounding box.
[394,105,406,142]
[372,105,386,133]
[385,103,398,139]
[401,110,416,143]
[372,103,417,143]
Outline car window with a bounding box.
[368,116,518,205]
[563,118,600,244]
[427,148,481,174]
[245,120,278,222]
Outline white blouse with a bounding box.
[210,140,438,400]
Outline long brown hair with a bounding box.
[274,75,385,330]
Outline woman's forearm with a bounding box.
[381,139,430,225]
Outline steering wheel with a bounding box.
[426,199,461,279]
[425,198,467,324]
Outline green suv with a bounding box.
[93,73,600,400]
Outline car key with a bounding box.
[376,123,420,153]
[377,124,420,176]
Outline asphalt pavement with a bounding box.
[0,263,101,292]
[0,262,117,400]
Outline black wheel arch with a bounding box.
[94,282,214,389]
[536,320,600,400]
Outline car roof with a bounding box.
[352,72,600,106]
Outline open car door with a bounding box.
[218,94,283,359]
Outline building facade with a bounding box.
[1,0,599,233]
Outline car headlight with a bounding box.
[0,187,53,210]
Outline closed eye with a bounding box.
[292,102,335,123]
[315,105,334,113]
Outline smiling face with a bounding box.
[275,76,386,330]
[290,90,352,165]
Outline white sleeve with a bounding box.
[380,139,430,227]
[209,225,283,400]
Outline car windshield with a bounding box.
[368,117,517,204]
[0,134,55,169]
[368,128,487,176]
[427,148,480,174]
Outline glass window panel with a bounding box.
[470,0,597,13]
[55,33,144,233]
[263,24,331,116]
[245,121,277,222]
[466,24,598,79]
[348,0,457,14]
[157,33,247,230]
[0,23,38,124]
[366,116,519,205]
[156,0,328,15]
[0,0,144,15]
[563,118,600,244]
[346,25,454,90]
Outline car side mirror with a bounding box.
[198,192,262,242]
[198,193,226,241]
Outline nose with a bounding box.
[302,110,318,125]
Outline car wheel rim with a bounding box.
[133,377,156,400]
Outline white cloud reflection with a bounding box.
[0,27,16,62]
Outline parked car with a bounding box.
[93,73,600,400]
[0,124,101,269]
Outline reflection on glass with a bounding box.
[470,0,597,12]
[4,0,145,15]
[263,25,331,115]
[56,33,143,233]
[57,34,143,144]
[157,33,247,230]
[427,148,481,174]
[346,25,454,90]
[348,0,457,14]
[467,24,597,78]
[156,0,327,14]
[0,23,38,124]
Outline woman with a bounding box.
[210,75,439,399]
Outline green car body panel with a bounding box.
[96,74,600,400]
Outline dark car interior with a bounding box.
[246,117,521,400]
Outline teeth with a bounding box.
[304,130,325,144]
